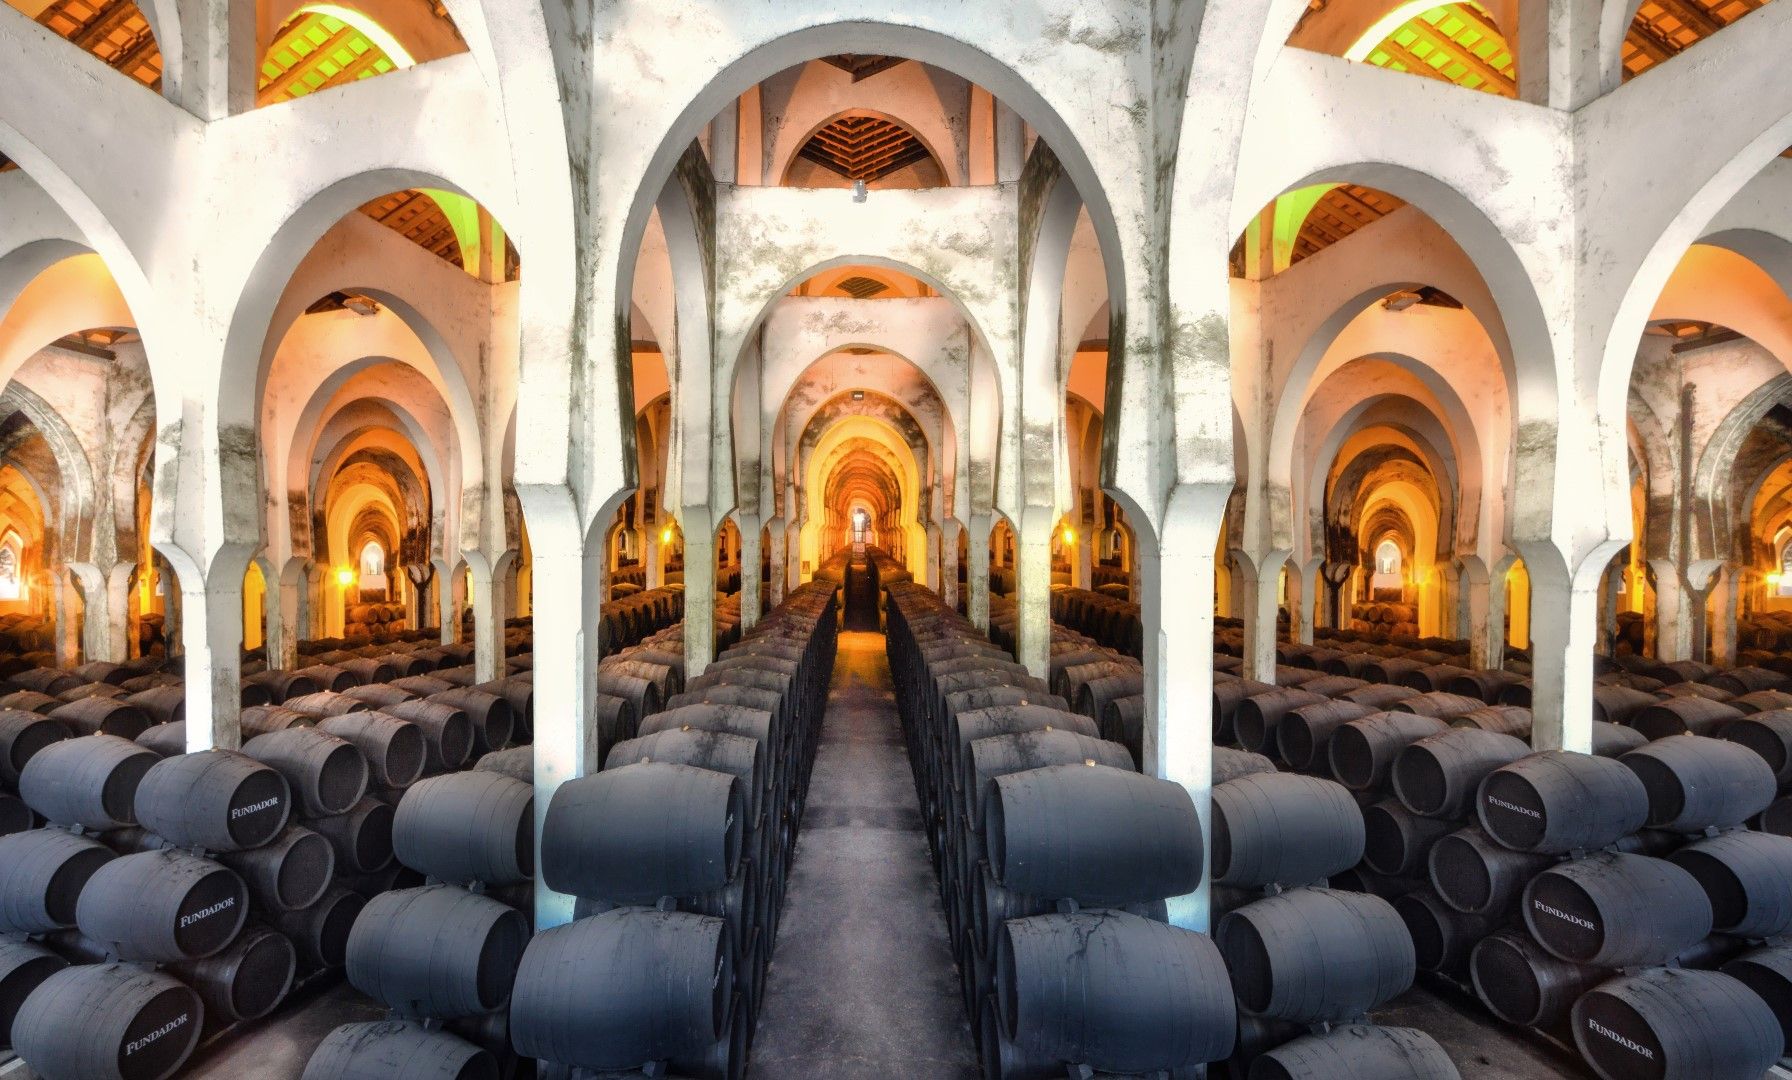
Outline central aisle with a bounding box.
[750,631,981,1080]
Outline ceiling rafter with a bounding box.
[1621,0,1771,78]
[795,114,936,184]
[28,0,163,89]
[1361,2,1517,98]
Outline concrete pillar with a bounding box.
[180,571,246,752]
[524,515,606,931]
[1149,484,1229,932]
[69,565,106,663]
[1014,506,1054,679]
[644,525,664,589]
[967,512,992,633]
[52,570,81,668]
[436,570,456,646]
[739,514,762,630]
[940,519,961,611]
[767,519,787,606]
[1706,564,1740,667]
[1521,553,1603,753]
[1072,522,1093,591]
[261,559,296,671]
[1294,559,1320,645]
[1235,550,1287,684]
[1480,568,1508,670]
[1648,557,1693,661]
[468,555,509,683]
[105,564,132,662]
[683,516,717,678]
[924,521,943,590]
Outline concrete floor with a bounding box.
[183,979,384,1079]
[1376,981,1591,1080]
[749,631,982,1080]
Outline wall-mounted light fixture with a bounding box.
[336,566,356,587]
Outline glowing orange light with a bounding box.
[336,567,356,587]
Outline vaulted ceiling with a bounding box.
[796,114,936,184]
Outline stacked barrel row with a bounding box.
[892,583,1256,1080]
[1213,650,1792,1078]
[342,601,408,640]
[1043,587,1142,659]
[299,762,537,1079]
[362,581,839,1080]
[1,715,393,1079]
[0,630,555,1076]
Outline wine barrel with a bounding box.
[170,923,296,1023]
[302,1020,498,1080]
[9,668,79,697]
[1521,852,1711,968]
[1393,888,1498,972]
[1591,720,1648,758]
[1391,692,1491,720]
[1469,927,1607,1028]
[18,733,158,829]
[540,761,742,905]
[0,939,66,1048]
[428,687,513,755]
[1276,699,1373,771]
[11,963,203,1080]
[270,885,364,969]
[0,828,116,933]
[47,697,152,740]
[318,712,426,789]
[125,687,186,727]
[133,721,188,757]
[1427,826,1553,916]
[1476,750,1649,854]
[293,665,360,693]
[1216,887,1415,1023]
[1449,705,1532,739]
[995,910,1235,1073]
[133,749,291,851]
[0,689,60,715]
[1214,679,1275,744]
[1233,689,1327,756]
[308,797,395,875]
[1721,708,1792,784]
[1621,735,1778,832]
[242,727,369,817]
[1213,745,1278,785]
[382,699,474,773]
[473,745,532,785]
[1585,684,1653,726]
[1391,729,1529,819]
[1669,830,1792,938]
[244,669,321,705]
[1571,967,1781,1080]
[391,771,532,886]
[1328,712,1449,792]
[240,705,313,738]
[285,691,372,718]
[1361,799,1455,878]
[76,848,248,962]
[986,764,1199,906]
[217,825,335,911]
[509,908,730,1069]
[346,884,529,1019]
[604,728,765,822]
[1249,1024,1459,1080]
[963,729,1134,831]
[1631,698,1745,741]
[0,707,68,784]
[1721,943,1792,1051]
[1212,772,1363,887]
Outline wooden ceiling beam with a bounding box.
[313,45,387,94]
[259,26,357,100]
[1370,36,1459,89]
[68,2,133,49]
[1654,0,1724,36]
[1404,19,1516,94]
